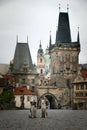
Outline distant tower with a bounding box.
[37,41,45,84]
[44,33,52,80]
[44,46,51,80]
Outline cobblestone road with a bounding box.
[0,109,87,130]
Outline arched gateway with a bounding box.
[37,85,70,109]
[38,93,58,109]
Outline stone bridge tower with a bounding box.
[10,36,39,91]
[48,9,80,107]
[37,9,80,109]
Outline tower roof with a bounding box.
[38,41,43,54]
[13,42,34,73]
[56,12,71,44]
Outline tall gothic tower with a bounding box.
[49,10,80,87]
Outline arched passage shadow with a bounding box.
[38,93,58,109]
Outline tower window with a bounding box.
[40,69,43,74]
[23,68,27,72]
[40,58,42,63]
[31,86,35,92]
[31,79,35,84]
[76,85,79,90]
[22,79,26,84]
[80,85,84,90]
[86,84,87,89]
[85,93,87,96]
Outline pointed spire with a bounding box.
[67,4,69,13]
[59,3,61,12]
[45,45,49,54]
[38,40,43,54]
[49,31,52,47]
[77,26,80,44]
[16,35,18,43]
[27,35,28,43]
[40,40,42,48]
[55,26,58,45]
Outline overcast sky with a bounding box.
[0,0,87,64]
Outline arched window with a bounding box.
[40,69,43,74]
[40,58,42,63]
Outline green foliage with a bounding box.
[0,90,14,104]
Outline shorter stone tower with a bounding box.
[10,37,39,91]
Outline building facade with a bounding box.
[72,66,87,109]
[14,87,37,109]
[7,9,82,109]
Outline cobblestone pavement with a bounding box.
[0,109,87,130]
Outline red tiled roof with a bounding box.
[81,70,87,78]
[2,74,13,81]
[14,87,36,95]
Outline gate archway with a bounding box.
[38,93,58,109]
